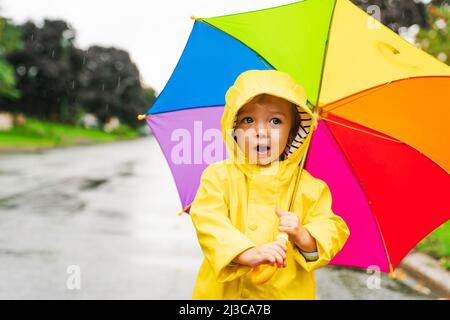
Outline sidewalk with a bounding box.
[398,251,450,299]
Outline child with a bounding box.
[189,70,350,299]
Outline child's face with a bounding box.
[235,94,294,166]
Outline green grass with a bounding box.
[0,118,140,152]
[416,220,450,270]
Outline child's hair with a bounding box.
[288,102,301,146]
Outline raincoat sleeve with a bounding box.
[293,178,350,272]
[189,164,256,282]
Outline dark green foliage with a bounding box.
[1,18,156,128]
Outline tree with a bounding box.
[352,0,428,32]
[143,87,157,110]
[76,46,152,128]
[0,16,22,99]
[2,18,156,128]
[3,19,81,122]
[431,0,449,6]
[353,0,449,32]
[416,4,450,65]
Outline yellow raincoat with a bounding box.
[189,70,350,299]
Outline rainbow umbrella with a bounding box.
[138,0,450,275]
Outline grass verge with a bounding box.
[0,118,140,152]
[416,220,450,270]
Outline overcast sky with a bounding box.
[1,0,298,93]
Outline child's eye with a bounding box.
[270,118,281,125]
[241,117,253,124]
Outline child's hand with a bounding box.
[276,207,317,252]
[233,240,287,268]
[275,207,302,242]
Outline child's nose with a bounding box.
[256,123,269,138]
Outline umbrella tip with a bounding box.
[137,114,151,120]
[389,264,396,280]
[191,15,199,21]
[178,203,192,216]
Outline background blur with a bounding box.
[0,0,448,299]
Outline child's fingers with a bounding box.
[282,214,298,221]
[279,215,296,226]
[272,244,286,259]
[274,240,288,252]
[261,249,282,267]
[256,249,269,264]
[270,251,284,267]
[278,225,294,234]
[267,255,275,265]
[275,207,290,217]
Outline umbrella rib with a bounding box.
[319,116,402,144]
[322,119,395,276]
[140,104,227,120]
[320,84,387,115]
[288,126,314,212]
[315,0,338,109]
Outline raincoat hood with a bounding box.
[222,69,318,181]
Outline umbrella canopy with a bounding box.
[140,0,450,274]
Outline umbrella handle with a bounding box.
[249,233,288,285]
[248,133,310,286]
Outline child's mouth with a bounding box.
[255,144,271,155]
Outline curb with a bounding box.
[398,251,450,299]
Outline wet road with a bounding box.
[0,138,428,299]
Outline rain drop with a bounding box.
[17,65,27,76]
[28,66,38,77]
[437,52,447,62]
